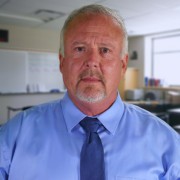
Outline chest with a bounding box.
[9,128,164,180]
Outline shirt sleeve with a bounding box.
[163,132,180,179]
[0,113,23,178]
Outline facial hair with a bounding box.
[76,69,106,103]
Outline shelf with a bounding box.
[143,86,180,91]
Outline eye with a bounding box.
[100,47,110,54]
[75,46,86,52]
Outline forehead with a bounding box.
[68,13,117,26]
[64,14,123,41]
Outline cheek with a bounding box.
[105,61,121,76]
[103,62,122,85]
[63,60,82,82]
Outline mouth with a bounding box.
[78,70,105,86]
[81,76,101,83]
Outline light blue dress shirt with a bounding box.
[0,93,180,180]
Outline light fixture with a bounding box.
[34,9,66,23]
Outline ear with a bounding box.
[121,54,128,74]
[59,53,64,73]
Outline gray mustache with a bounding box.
[79,70,104,83]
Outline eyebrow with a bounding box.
[98,42,115,49]
[71,41,115,49]
[71,41,87,46]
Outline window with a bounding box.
[152,35,180,86]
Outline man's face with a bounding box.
[60,14,128,104]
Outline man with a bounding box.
[0,4,180,180]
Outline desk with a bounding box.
[126,101,180,123]
[126,101,180,112]
[126,100,168,113]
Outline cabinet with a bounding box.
[118,68,139,100]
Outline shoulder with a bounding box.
[0,99,63,150]
[123,102,180,140]
[26,99,62,115]
[0,99,63,136]
[123,102,161,126]
[122,103,180,176]
[124,102,156,118]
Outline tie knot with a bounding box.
[80,117,101,133]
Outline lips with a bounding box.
[78,70,104,85]
[81,76,101,83]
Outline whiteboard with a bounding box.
[0,49,64,93]
[0,50,27,93]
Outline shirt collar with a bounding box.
[61,92,124,135]
[97,93,124,135]
[61,93,86,133]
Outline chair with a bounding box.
[167,108,180,133]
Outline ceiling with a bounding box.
[1,0,180,36]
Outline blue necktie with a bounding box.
[80,117,105,180]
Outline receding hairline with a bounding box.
[64,13,123,37]
[64,5,124,29]
[59,4,128,57]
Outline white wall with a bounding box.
[128,36,145,87]
[0,24,64,125]
[0,24,60,52]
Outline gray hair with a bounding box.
[59,4,128,58]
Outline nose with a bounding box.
[85,48,100,68]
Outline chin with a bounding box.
[76,91,106,104]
